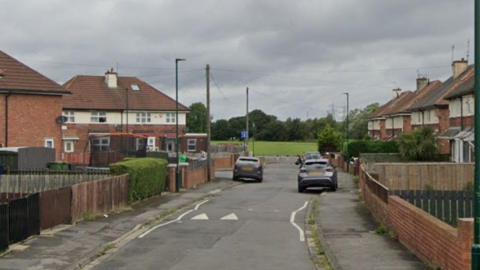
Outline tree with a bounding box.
[347,103,380,140]
[187,103,207,133]
[212,119,232,140]
[317,124,343,152]
[398,128,438,161]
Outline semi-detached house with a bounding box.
[61,69,204,165]
[0,50,70,160]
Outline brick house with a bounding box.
[62,69,205,165]
[0,50,70,160]
[441,61,474,163]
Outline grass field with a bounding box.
[213,141,318,156]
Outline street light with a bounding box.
[344,92,349,172]
[472,1,480,268]
[175,58,186,193]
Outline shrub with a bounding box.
[398,128,438,161]
[110,158,168,202]
[343,140,399,159]
[318,124,343,152]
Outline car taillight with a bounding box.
[326,168,333,172]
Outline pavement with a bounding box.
[315,171,427,270]
[89,163,316,270]
[0,171,239,270]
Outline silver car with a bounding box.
[297,159,337,192]
[233,156,263,182]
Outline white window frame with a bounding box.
[166,112,176,123]
[44,138,54,149]
[91,111,107,123]
[131,84,140,91]
[147,136,156,151]
[64,141,75,153]
[92,137,110,151]
[136,112,151,123]
[63,111,75,123]
[187,138,197,152]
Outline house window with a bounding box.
[91,112,107,123]
[63,111,75,123]
[426,111,431,122]
[131,84,140,91]
[64,141,75,153]
[187,139,197,152]
[166,113,176,123]
[136,112,151,123]
[44,138,54,149]
[135,138,146,151]
[466,98,473,114]
[92,137,110,151]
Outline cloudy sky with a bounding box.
[0,0,474,120]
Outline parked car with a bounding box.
[233,156,263,182]
[297,159,337,192]
[303,152,322,160]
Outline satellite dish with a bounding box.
[56,116,68,124]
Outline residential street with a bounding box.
[92,163,316,270]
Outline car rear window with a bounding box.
[305,161,328,167]
[239,158,259,163]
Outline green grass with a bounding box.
[213,141,317,156]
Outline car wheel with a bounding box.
[330,185,337,192]
[257,178,263,183]
[298,186,304,193]
[232,174,238,181]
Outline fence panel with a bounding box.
[0,204,8,251]
[8,194,40,244]
[392,190,473,226]
[39,187,72,230]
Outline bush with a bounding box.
[398,128,438,161]
[343,140,399,159]
[318,124,343,152]
[110,158,168,202]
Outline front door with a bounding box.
[166,139,175,152]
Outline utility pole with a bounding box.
[206,64,212,181]
[472,1,480,268]
[175,58,185,192]
[344,92,349,172]
[245,87,249,155]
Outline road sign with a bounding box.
[241,131,249,140]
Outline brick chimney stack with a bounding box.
[416,77,429,91]
[105,68,118,88]
[452,58,468,79]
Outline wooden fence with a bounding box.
[392,190,473,227]
[373,162,474,190]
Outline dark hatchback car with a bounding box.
[297,159,337,192]
[233,157,263,182]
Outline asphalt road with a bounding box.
[92,163,316,270]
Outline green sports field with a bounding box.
[212,141,318,156]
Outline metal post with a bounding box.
[344,92,349,172]
[206,64,212,181]
[246,87,249,155]
[175,58,185,192]
[472,1,480,268]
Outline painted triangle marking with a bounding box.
[220,213,238,220]
[191,213,209,220]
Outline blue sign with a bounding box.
[241,131,249,140]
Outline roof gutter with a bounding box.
[0,89,70,96]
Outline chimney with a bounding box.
[392,88,402,98]
[105,68,118,88]
[416,77,429,91]
[452,58,468,79]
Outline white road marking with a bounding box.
[209,189,222,195]
[191,213,209,220]
[195,199,209,210]
[248,208,253,212]
[290,201,308,242]
[220,213,238,220]
[138,199,210,238]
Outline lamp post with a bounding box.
[472,1,480,268]
[344,92,349,172]
[175,58,185,192]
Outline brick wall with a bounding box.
[450,116,474,129]
[389,196,472,270]
[213,155,237,170]
[360,164,474,270]
[379,120,387,140]
[0,94,63,160]
[403,115,412,133]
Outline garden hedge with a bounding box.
[344,140,399,159]
[110,158,168,202]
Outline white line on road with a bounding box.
[138,199,210,238]
[191,213,209,220]
[290,201,308,242]
[220,213,238,220]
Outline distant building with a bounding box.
[0,50,70,160]
[62,70,205,165]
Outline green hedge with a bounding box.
[344,140,399,159]
[110,158,168,202]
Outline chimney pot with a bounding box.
[392,88,402,98]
